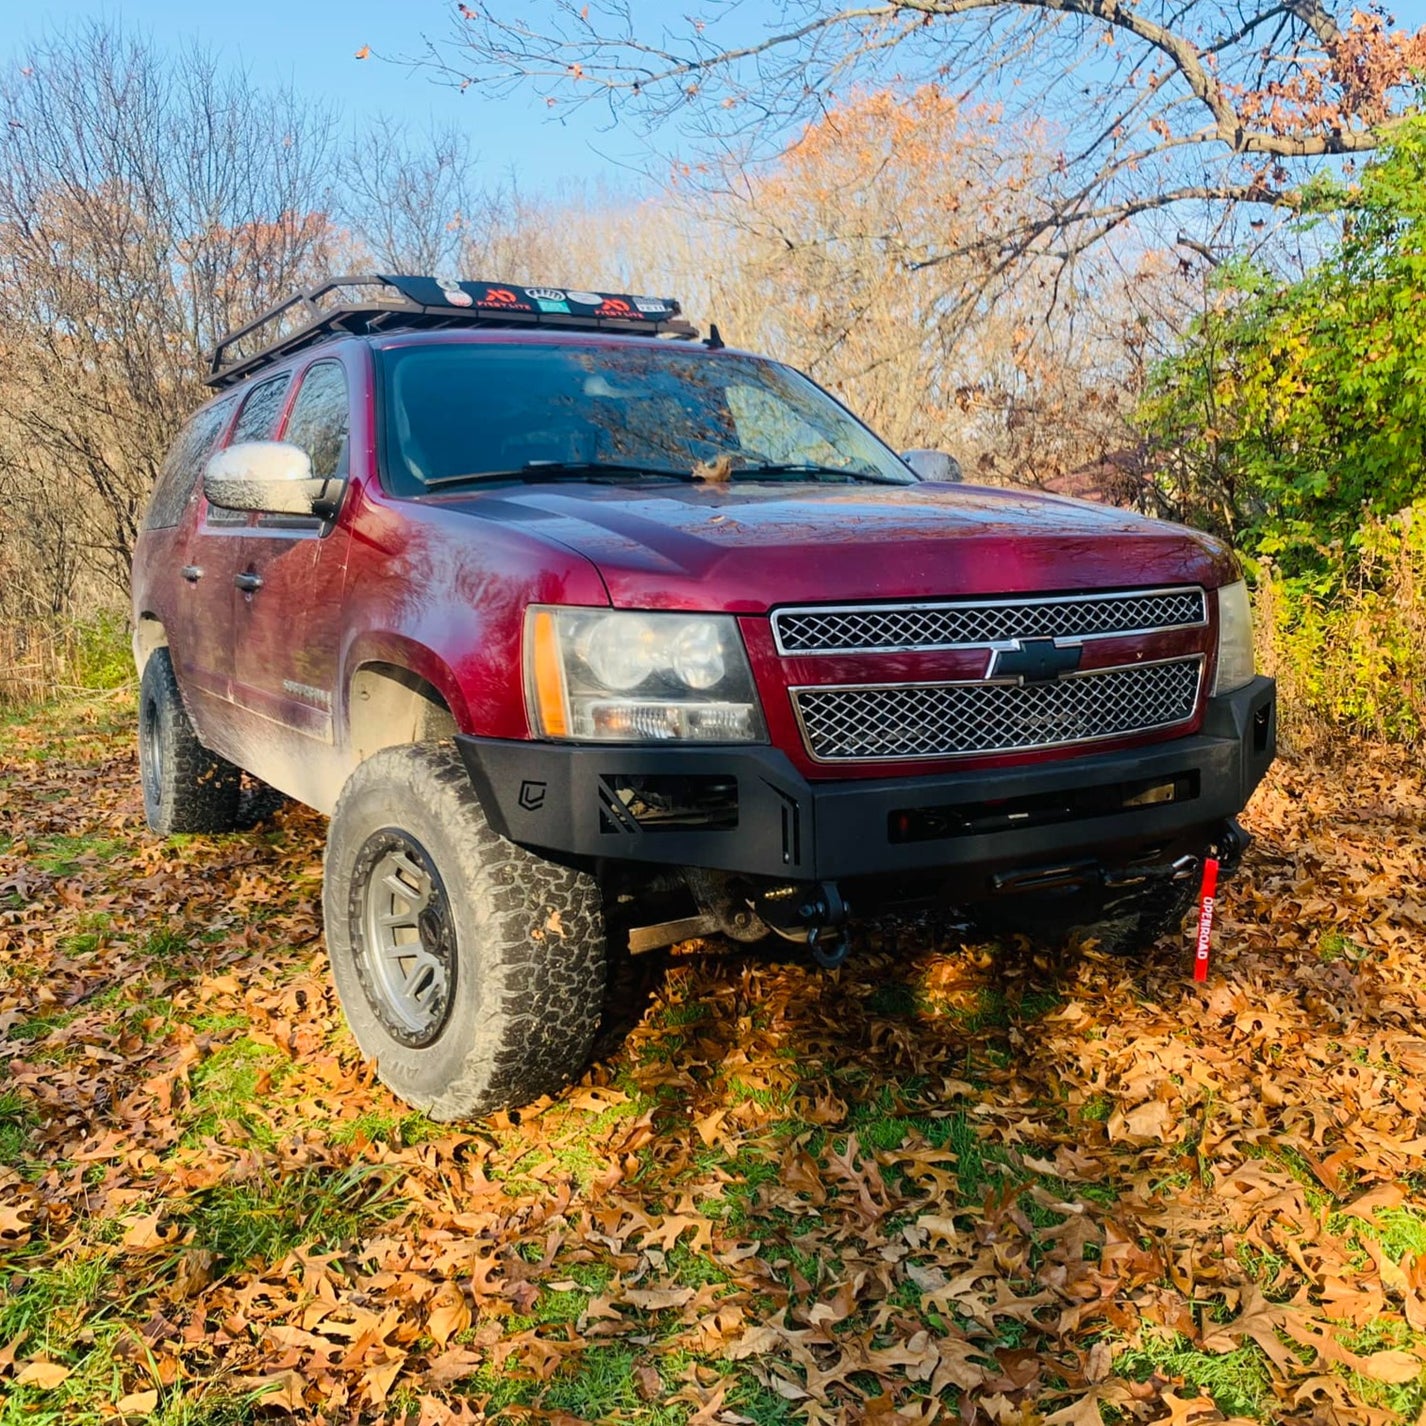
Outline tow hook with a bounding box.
[800,882,852,969]
[1214,817,1253,875]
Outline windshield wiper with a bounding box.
[732,463,899,484]
[422,461,699,491]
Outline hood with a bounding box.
[439,480,1236,609]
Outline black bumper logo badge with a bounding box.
[518,780,547,812]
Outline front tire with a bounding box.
[138,648,241,835]
[323,742,607,1120]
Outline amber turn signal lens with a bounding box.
[530,610,570,737]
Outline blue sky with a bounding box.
[0,0,676,193]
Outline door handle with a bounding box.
[234,572,264,593]
[181,565,203,583]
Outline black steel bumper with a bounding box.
[456,676,1275,895]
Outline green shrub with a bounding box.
[70,610,132,691]
[1139,117,1426,579]
[1254,504,1426,747]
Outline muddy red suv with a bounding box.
[131,275,1275,1119]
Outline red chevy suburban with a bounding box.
[131,276,1275,1119]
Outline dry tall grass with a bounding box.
[0,616,132,712]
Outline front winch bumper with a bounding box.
[455,676,1275,900]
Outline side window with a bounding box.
[143,398,234,530]
[282,362,349,480]
[259,361,350,530]
[231,374,291,442]
[209,375,291,527]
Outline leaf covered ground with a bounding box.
[3,693,1426,1425]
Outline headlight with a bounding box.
[526,608,766,742]
[1211,579,1256,696]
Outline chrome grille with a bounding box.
[793,658,1202,761]
[773,587,1206,655]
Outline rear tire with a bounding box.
[323,741,607,1120]
[138,648,241,835]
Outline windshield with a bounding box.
[377,340,916,494]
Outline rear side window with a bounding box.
[143,398,235,530]
[231,375,291,442]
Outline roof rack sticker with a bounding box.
[435,277,473,308]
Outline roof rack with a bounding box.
[205,274,696,389]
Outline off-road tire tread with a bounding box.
[139,649,241,835]
[324,741,606,1120]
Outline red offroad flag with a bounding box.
[1193,856,1220,982]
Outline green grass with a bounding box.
[0,1252,119,1351]
[328,1106,435,1149]
[56,931,105,957]
[552,1099,649,1187]
[131,1000,180,1042]
[957,986,1009,1033]
[852,1114,916,1155]
[1347,1205,1426,1264]
[6,1007,80,1044]
[540,1348,683,1423]
[527,1286,593,1327]
[456,1363,540,1414]
[1338,1320,1426,1420]
[185,1162,400,1269]
[1029,1168,1116,1211]
[181,1038,287,1148]
[455,1342,699,1421]
[1118,1330,1272,1419]
[693,1147,784,1225]
[1317,928,1370,963]
[771,1241,827,1292]
[720,1075,797,1111]
[917,1110,1001,1199]
[29,834,128,878]
[55,914,115,960]
[186,1012,250,1035]
[141,927,193,964]
[1264,1144,1339,1214]
[657,1001,709,1028]
[567,1263,614,1292]
[667,1241,732,1288]
[867,980,920,1017]
[0,1091,37,1167]
[1015,987,1064,1019]
[1236,1240,1291,1295]
[725,1372,806,1425]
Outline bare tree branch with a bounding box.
[428,1,1425,255]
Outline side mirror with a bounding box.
[203,441,335,516]
[900,449,963,483]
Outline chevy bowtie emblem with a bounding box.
[987,638,1083,683]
